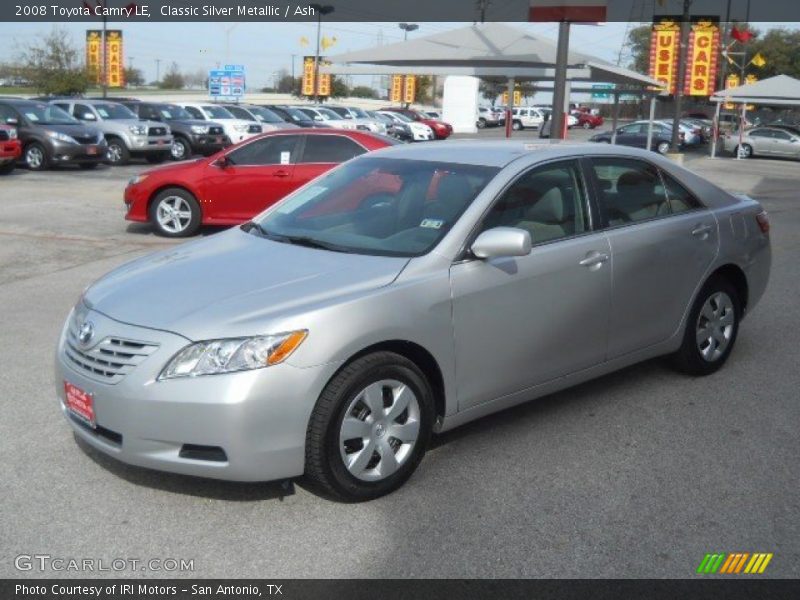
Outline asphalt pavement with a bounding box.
[0,129,797,578]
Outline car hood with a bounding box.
[84,229,409,340]
[43,123,101,138]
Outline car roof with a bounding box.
[372,140,663,167]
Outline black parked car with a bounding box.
[0,99,107,170]
[590,121,683,155]
[261,105,329,128]
[121,101,230,160]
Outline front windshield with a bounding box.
[21,103,77,125]
[202,105,235,119]
[316,107,341,120]
[284,107,309,121]
[350,107,369,119]
[253,157,499,257]
[247,106,283,123]
[156,104,192,120]
[390,112,413,123]
[94,103,137,120]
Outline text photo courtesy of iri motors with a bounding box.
[1,1,799,598]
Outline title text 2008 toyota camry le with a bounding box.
[56,142,770,501]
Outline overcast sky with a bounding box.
[3,20,796,89]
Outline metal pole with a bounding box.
[737,101,745,159]
[313,12,322,103]
[155,59,161,85]
[711,99,721,158]
[646,94,656,150]
[551,20,571,141]
[505,77,515,138]
[671,0,692,153]
[101,12,107,98]
[718,0,733,92]
[611,91,620,144]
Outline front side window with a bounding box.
[591,158,670,226]
[227,135,300,166]
[300,135,366,163]
[480,160,589,245]
[254,157,499,257]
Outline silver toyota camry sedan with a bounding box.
[56,141,771,501]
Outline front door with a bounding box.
[588,156,718,358]
[451,159,612,410]
[201,134,301,222]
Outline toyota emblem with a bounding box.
[78,321,95,345]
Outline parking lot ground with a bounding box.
[0,138,798,578]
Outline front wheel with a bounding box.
[583,121,592,129]
[656,141,671,155]
[171,137,191,160]
[106,139,130,166]
[672,277,741,376]
[304,351,434,502]
[25,143,50,171]
[149,188,201,237]
[512,120,523,131]
[737,143,753,158]
[476,118,486,129]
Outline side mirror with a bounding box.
[214,155,231,169]
[81,112,96,121]
[471,227,532,259]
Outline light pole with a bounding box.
[311,4,334,103]
[398,22,418,41]
[671,0,693,153]
[155,58,161,86]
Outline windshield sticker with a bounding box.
[280,151,291,165]
[24,112,40,122]
[420,218,444,229]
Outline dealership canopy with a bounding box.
[711,74,800,107]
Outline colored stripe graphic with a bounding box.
[698,553,773,574]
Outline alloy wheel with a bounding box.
[696,291,735,362]
[107,143,123,163]
[171,140,187,159]
[155,196,193,234]
[339,379,421,482]
[26,146,44,169]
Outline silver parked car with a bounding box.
[56,142,770,501]
[723,126,800,160]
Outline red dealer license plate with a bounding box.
[64,381,95,428]
[87,146,98,155]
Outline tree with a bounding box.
[159,62,185,90]
[124,67,144,87]
[184,69,207,90]
[330,76,348,99]
[349,85,377,99]
[623,25,652,75]
[746,28,800,79]
[479,79,536,105]
[17,28,91,95]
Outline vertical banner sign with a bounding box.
[85,30,102,85]
[390,75,404,103]
[684,20,719,96]
[724,73,740,110]
[317,59,331,97]
[105,30,124,88]
[301,56,316,96]
[403,75,416,104]
[501,89,522,106]
[648,19,680,94]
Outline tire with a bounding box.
[171,136,191,161]
[737,143,753,158]
[583,121,592,129]
[0,161,15,175]
[106,138,130,166]
[24,142,50,171]
[512,120,523,131]
[79,163,99,170]
[657,141,671,155]
[671,277,741,376]
[477,118,486,129]
[304,351,435,502]
[148,187,201,237]
[146,152,170,164]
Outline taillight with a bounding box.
[755,211,770,234]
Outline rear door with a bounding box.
[201,134,301,221]
[293,134,368,188]
[588,156,718,358]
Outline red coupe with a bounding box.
[379,107,453,139]
[0,124,22,175]
[124,129,398,237]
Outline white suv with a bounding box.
[510,107,546,130]
[176,102,262,144]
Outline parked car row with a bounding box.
[0,96,454,173]
[590,119,706,155]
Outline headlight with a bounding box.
[191,125,209,134]
[234,123,249,132]
[129,125,147,135]
[159,330,308,380]
[47,131,76,144]
[127,174,147,186]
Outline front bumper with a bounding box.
[2,140,21,162]
[190,133,231,155]
[55,305,341,482]
[128,135,173,155]
[48,140,108,164]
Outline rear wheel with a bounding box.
[149,188,201,237]
[24,142,50,171]
[477,118,486,129]
[737,143,753,158]
[672,277,741,376]
[106,138,130,166]
[583,121,592,129]
[656,141,671,155]
[304,351,434,502]
[512,120,523,131]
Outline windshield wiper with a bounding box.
[261,230,354,253]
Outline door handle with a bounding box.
[691,224,712,237]
[273,170,290,178]
[579,251,610,268]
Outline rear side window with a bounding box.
[184,106,204,120]
[591,158,670,226]
[659,170,702,214]
[300,135,366,163]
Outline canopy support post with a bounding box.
[611,91,620,144]
[646,94,656,151]
[551,20,571,140]
[711,100,722,159]
[505,76,515,138]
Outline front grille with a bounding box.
[248,124,262,133]
[74,135,99,144]
[64,321,158,384]
[148,126,167,136]
[208,126,223,135]
[0,130,9,141]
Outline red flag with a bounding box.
[731,25,754,43]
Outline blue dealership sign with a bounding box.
[209,66,246,101]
